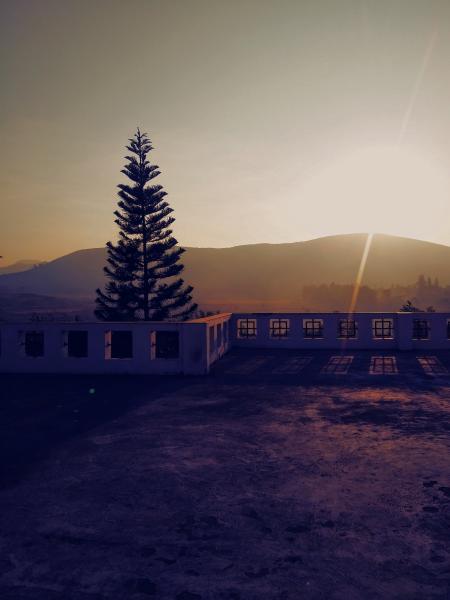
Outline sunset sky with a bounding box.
[1,0,450,263]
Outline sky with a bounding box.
[1,0,450,263]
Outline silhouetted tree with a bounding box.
[399,299,422,312]
[95,129,197,321]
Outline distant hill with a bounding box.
[0,259,44,275]
[0,291,92,322]
[1,234,450,312]
[0,249,105,297]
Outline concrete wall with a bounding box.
[0,313,232,375]
[188,313,232,368]
[1,312,449,375]
[231,312,450,351]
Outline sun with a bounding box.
[299,145,449,242]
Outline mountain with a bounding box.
[0,249,105,297]
[0,291,93,322]
[1,234,450,313]
[0,259,44,275]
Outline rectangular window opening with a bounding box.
[67,331,88,358]
[303,319,324,339]
[155,331,179,359]
[270,318,290,338]
[338,319,358,339]
[372,319,394,340]
[412,319,429,340]
[110,331,133,359]
[209,326,215,353]
[237,319,257,339]
[24,331,44,357]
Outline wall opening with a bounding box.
[209,326,215,354]
[108,331,133,359]
[338,319,358,339]
[270,318,290,338]
[155,331,179,359]
[412,319,429,340]
[237,318,257,338]
[303,319,324,339]
[24,331,45,358]
[372,319,394,340]
[66,331,88,358]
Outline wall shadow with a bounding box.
[0,373,191,490]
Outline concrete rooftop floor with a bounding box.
[1,349,450,599]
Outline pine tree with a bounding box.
[95,129,197,321]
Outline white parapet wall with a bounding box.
[2,312,450,375]
[231,312,450,351]
[0,313,232,375]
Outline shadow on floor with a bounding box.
[0,374,190,490]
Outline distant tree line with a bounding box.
[301,275,450,312]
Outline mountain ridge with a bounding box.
[0,259,44,275]
[1,234,450,308]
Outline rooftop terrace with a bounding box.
[3,312,450,376]
[1,349,450,599]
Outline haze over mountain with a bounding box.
[1,234,450,314]
[0,260,44,276]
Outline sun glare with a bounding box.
[300,146,449,242]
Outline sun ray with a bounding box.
[397,30,437,146]
[348,232,374,315]
[338,233,374,353]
